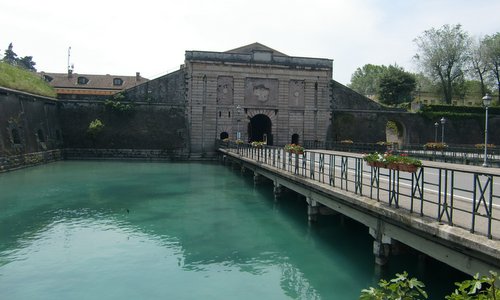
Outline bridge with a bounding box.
[217,141,500,277]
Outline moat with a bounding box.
[0,161,467,299]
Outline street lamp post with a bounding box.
[440,117,446,144]
[434,122,439,143]
[482,94,492,167]
[236,105,242,140]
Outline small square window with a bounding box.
[77,76,89,85]
[113,78,123,86]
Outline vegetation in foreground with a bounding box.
[360,271,500,300]
[0,61,56,98]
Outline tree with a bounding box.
[414,24,471,104]
[468,38,490,96]
[2,43,37,72]
[378,65,417,105]
[483,33,500,103]
[2,43,18,65]
[18,56,37,71]
[349,64,387,96]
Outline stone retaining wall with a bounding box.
[63,148,191,161]
[0,149,63,172]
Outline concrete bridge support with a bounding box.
[273,182,282,200]
[306,197,319,223]
[253,172,261,185]
[369,222,393,266]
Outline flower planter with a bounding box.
[364,152,421,173]
[367,161,385,168]
[387,163,399,170]
[284,144,305,155]
[399,164,419,173]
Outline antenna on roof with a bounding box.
[67,46,74,77]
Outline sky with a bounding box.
[1,0,499,85]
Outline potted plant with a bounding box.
[363,152,422,173]
[284,143,305,154]
[475,143,495,150]
[363,152,386,168]
[424,142,448,151]
[397,154,422,172]
[251,141,266,148]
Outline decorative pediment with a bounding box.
[226,42,288,57]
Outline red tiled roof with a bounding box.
[40,72,148,92]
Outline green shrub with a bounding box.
[360,272,428,300]
[360,271,500,300]
[104,93,134,112]
[86,119,104,137]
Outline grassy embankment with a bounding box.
[0,62,57,98]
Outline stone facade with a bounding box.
[0,87,63,155]
[184,43,333,156]
[0,87,64,171]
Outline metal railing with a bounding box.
[219,141,500,240]
[303,140,500,166]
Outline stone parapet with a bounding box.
[186,51,333,70]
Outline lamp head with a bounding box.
[440,117,446,125]
[482,94,492,107]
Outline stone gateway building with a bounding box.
[125,42,333,157]
[185,43,333,155]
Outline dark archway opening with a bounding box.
[248,114,273,145]
[291,133,299,144]
[220,132,229,140]
[11,128,21,144]
[37,129,45,142]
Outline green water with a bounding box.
[0,161,467,299]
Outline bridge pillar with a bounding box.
[369,224,392,266]
[273,182,282,200]
[253,172,261,185]
[306,197,319,223]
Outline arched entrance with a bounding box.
[220,132,229,140]
[291,133,299,144]
[385,120,405,146]
[248,114,273,145]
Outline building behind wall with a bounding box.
[41,71,148,100]
[184,43,333,156]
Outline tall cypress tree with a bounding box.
[2,43,18,65]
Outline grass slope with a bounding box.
[0,62,57,98]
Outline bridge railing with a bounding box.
[219,140,500,240]
[303,140,500,166]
